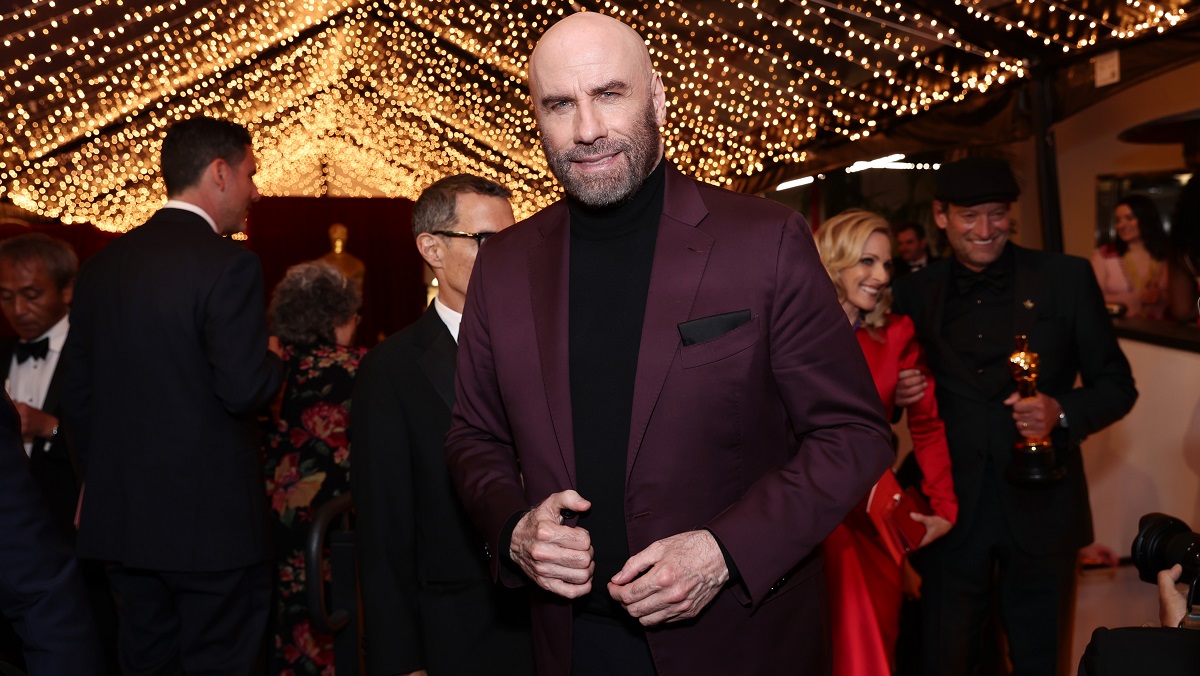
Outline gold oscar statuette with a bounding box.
[1007,335,1066,486]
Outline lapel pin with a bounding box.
[1023,299,1035,310]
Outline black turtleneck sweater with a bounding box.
[568,159,665,619]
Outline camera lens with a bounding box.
[1131,512,1200,584]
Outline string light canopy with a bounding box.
[0,0,1194,232]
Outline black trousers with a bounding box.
[107,563,270,676]
[919,466,1077,676]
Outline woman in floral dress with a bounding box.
[263,262,365,675]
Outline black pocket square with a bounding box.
[678,309,752,346]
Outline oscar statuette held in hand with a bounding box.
[1007,335,1066,486]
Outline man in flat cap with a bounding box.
[892,156,1136,675]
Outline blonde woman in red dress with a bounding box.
[816,209,958,676]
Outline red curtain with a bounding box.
[0,221,120,263]
[247,196,426,348]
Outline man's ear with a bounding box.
[415,232,444,271]
[209,158,229,191]
[61,280,74,306]
[650,71,667,128]
[932,201,949,230]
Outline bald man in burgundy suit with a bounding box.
[444,13,894,676]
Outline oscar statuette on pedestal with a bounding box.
[1008,335,1066,486]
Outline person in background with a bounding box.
[1166,179,1200,322]
[892,156,1137,675]
[1091,194,1170,319]
[892,221,938,279]
[263,262,365,674]
[1074,565,1200,674]
[0,392,103,675]
[0,233,119,673]
[0,234,79,535]
[62,116,282,674]
[351,173,533,676]
[816,209,957,676]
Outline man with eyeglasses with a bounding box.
[351,173,532,676]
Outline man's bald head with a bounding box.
[529,13,654,90]
[527,12,665,208]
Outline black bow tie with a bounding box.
[952,264,1007,295]
[14,337,49,364]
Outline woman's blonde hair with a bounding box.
[814,208,893,331]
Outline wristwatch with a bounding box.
[1181,609,1200,630]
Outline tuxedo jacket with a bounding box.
[351,307,533,676]
[445,165,895,675]
[0,338,81,541]
[0,394,103,674]
[892,245,1137,555]
[62,208,281,571]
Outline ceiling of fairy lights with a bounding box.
[0,0,1195,232]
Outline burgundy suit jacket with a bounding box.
[446,165,893,675]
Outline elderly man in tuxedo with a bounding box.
[63,116,281,675]
[0,233,121,672]
[0,234,80,541]
[352,174,533,676]
[444,13,894,676]
[892,157,1136,675]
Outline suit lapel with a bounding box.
[414,308,457,412]
[626,169,712,479]
[1012,246,1042,340]
[529,204,577,485]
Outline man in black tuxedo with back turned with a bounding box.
[351,174,533,676]
[892,157,1137,675]
[63,116,282,675]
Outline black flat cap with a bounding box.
[934,157,1020,206]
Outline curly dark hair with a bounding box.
[269,262,361,346]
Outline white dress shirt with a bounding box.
[6,314,69,456]
[433,296,462,344]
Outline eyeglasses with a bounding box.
[430,230,497,247]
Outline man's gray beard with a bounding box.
[543,105,661,209]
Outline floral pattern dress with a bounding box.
[263,342,365,675]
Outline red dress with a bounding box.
[826,313,957,676]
